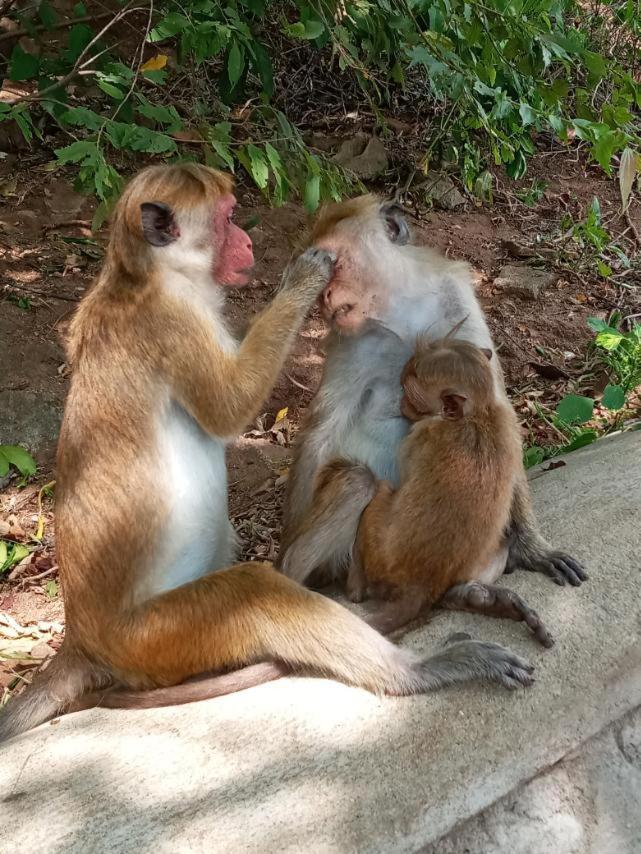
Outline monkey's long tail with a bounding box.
[72,662,288,711]
[0,647,105,743]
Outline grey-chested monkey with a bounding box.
[278,196,587,593]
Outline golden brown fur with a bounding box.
[1,167,538,742]
[349,339,520,607]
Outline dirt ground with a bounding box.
[1,139,639,700]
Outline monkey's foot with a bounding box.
[505,547,588,587]
[434,636,535,690]
[440,582,554,648]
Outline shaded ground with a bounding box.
[0,138,639,700]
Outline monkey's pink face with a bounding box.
[212,194,254,286]
[313,242,384,334]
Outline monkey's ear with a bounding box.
[140,202,179,247]
[441,392,467,420]
[481,348,493,361]
[380,202,410,246]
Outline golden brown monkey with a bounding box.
[345,337,553,646]
[0,167,535,742]
[278,195,587,594]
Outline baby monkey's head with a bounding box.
[400,337,494,422]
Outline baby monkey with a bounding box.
[347,336,554,647]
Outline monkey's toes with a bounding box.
[540,553,587,586]
[483,643,535,688]
[534,623,555,648]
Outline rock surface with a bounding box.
[1,430,640,854]
[423,173,466,210]
[494,264,558,300]
[423,705,641,854]
[333,133,389,179]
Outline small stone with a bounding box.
[333,134,388,179]
[423,173,466,210]
[494,264,558,300]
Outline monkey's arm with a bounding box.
[505,473,587,586]
[166,249,334,437]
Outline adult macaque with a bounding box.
[278,196,587,591]
[0,167,533,743]
[344,336,553,646]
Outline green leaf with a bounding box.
[582,50,607,78]
[0,541,7,569]
[97,79,125,101]
[556,394,594,425]
[61,106,103,131]
[304,174,320,212]
[587,317,609,333]
[595,330,624,351]
[227,41,244,87]
[592,131,620,174]
[55,140,97,165]
[519,102,537,127]
[303,20,325,39]
[66,23,94,64]
[0,445,36,478]
[149,12,189,42]
[284,22,306,38]
[560,429,598,454]
[44,579,59,599]
[0,451,8,477]
[9,46,39,82]
[523,446,545,468]
[596,259,612,277]
[136,99,182,132]
[250,42,273,97]
[246,144,269,189]
[38,1,58,29]
[601,384,625,410]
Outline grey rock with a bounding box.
[333,133,389,179]
[423,173,466,210]
[424,705,641,854]
[494,263,558,300]
[1,431,641,853]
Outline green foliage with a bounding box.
[0,541,30,574]
[561,197,632,279]
[556,394,595,425]
[524,315,641,467]
[515,179,547,207]
[0,445,37,480]
[0,0,639,209]
[44,579,60,599]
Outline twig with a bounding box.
[43,219,92,233]
[624,209,640,245]
[5,3,149,105]
[0,11,113,43]
[3,287,81,302]
[22,565,58,585]
[285,373,313,393]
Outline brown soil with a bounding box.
[0,141,639,700]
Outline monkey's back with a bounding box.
[382,407,520,602]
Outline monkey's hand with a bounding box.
[279,248,336,301]
[504,538,588,587]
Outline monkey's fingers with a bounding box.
[494,589,555,649]
[439,639,535,690]
[534,552,588,587]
